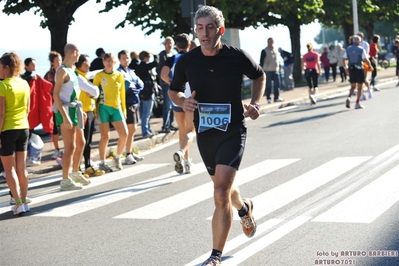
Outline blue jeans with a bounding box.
[140,93,154,136]
[161,83,173,129]
[265,71,281,100]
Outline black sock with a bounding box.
[238,202,249,217]
[211,249,222,261]
[126,153,132,156]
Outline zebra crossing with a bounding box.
[1,144,398,265]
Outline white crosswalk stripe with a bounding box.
[114,159,299,219]
[313,164,399,223]
[1,149,398,265]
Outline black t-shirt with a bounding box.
[170,44,263,129]
[90,57,104,71]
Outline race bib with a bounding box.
[198,103,231,133]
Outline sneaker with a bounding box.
[56,157,63,167]
[373,86,380,91]
[26,157,40,167]
[12,204,26,215]
[69,172,91,186]
[267,99,272,104]
[51,150,61,159]
[60,178,83,191]
[360,93,366,101]
[113,156,123,170]
[125,154,137,165]
[160,127,171,133]
[309,95,316,105]
[368,90,373,99]
[24,203,30,212]
[10,196,32,205]
[99,163,113,173]
[84,166,105,177]
[355,103,364,109]
[169,125,179,131]
[240,198,257,238]
[173,150,184,174]
[142,132,154,139]
[201,256,221,266]
[133,154,144,162]
[346,98,351,109]
[274,98,284,102]
[184,159,192,174]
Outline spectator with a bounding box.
[394,39,399,86]
[89,47,105,71]
[260,37,283,103]
[44,51,63,159]
[302,43,321,105]
[337,43,347,82]
[278,47,294,90]
[117,50,145,165]
[53,43,91,191]
[128,51,140,71]
[0,52,31,215]
[328,45,338,82]
[161,33,195,174]
[93,53,128,172]
[157,36,176,133]
[135,51,159,138]
[369,34,380,91]
[320,47,330,82]
[75,54,105,177]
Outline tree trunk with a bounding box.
[287,20,302,86]
[342,22,353,47]
[47,22,69,56]
[363,22,374,42]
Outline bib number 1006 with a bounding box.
[200,116,229,127]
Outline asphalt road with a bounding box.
[0,81,398,266]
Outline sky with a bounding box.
[0,1,321,75]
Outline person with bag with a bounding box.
[135,50,159,138]
[0,52,31,215]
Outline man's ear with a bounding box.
[219,26,226,36]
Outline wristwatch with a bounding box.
[251,102,260,111]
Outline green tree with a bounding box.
[1,0,94,54]
[314,27,345,46]
[261,0,324,84]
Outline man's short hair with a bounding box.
[96,48,105,57]
[139,51,150,61]
[352,35,361,44]
[175,33,191,50]
[194,5,225,28]
[118,50,128,59]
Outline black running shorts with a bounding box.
[0,129,29,156]
[196,125,246,176]
[349,66,365,83]
[126,105,140,124]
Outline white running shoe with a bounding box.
[133,154,144,162]
[355,103,364,109]
[113,156,123,170]
[51,150,62,159]
[10,196,32,205]
[60,178,83,191]
[24,204,30,212]
[12,204,26,215]
[69,172,91,186]
[360,93,366,101]
[368,90,373,99]
[125,154,137,165]
[184,159,192,174]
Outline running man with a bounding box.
[342,35,373,110]
[169,6,265,266]
[53,43,91,190]
[162,33,195,174]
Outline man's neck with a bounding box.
[62,58,75,68]
[201,42,222,56]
